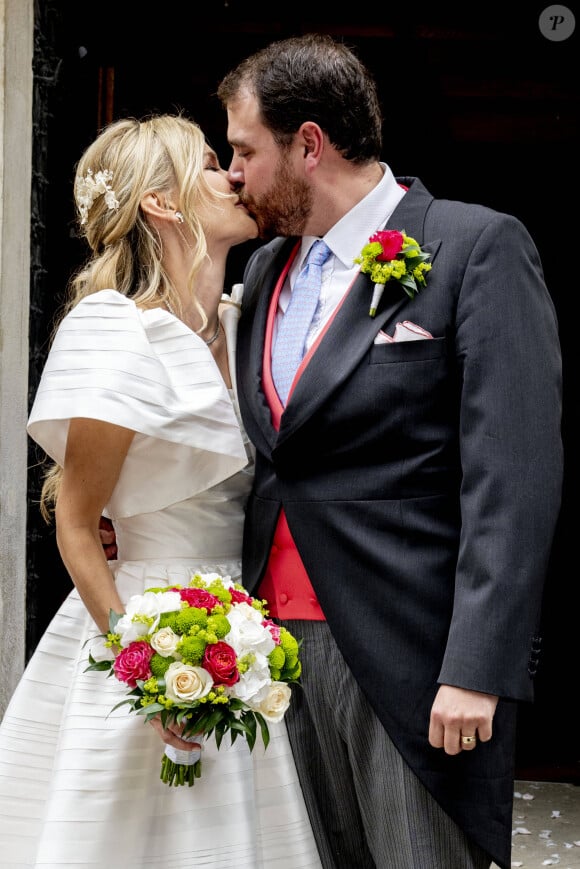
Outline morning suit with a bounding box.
[235,176,563,869]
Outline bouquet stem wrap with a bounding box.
[162,735,202,787]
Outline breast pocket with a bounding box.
[369,336,447,364]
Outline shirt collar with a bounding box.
[300,163,406,270]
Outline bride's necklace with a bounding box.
[204,321,221,346]
[165,300,221,346]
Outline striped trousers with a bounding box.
[282,620,491,869]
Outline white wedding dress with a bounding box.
[0,290,321,869]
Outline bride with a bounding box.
[0,114,321,869]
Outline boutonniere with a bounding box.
[354,230,432,317]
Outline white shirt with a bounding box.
[274,163,406,351]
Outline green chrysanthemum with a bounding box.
[279,628,299,659]
[268,645,285,670]
[207,613,230,639]
[276,628,302,680]
[150,653,173,679]
[157,611,180,631]
[267,630,303,681]
[175,606,207,634]
[177,635,207,665]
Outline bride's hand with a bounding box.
[149,716,202,751]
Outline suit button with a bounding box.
[280,593,288,604]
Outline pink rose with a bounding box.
[202,641,239,686]
[113,641,154,687]
[370,229,404,261]
[230,589,253,605]
[179,588,220,612]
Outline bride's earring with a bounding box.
[175,211,184,224]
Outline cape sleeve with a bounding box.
[27,289,248,518]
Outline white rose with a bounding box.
[248,682,292,723]
[226,603,275,657]
[150,626,180,657]
[116,590,181,646]
[164,662,213,703]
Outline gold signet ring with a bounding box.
[461,735,477,745]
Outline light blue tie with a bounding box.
[271,240,332,405]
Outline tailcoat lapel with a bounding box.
[279,178,441,439]
[277,271,410,437]
[237,238,295,455]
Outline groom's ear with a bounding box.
[297,121,324,172]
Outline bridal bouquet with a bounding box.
[85,572,302,786]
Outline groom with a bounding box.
[215,33,563,869]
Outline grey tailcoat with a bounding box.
[235,176,563,869]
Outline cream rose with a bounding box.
[249,681,291,723]
[150,626,180,658]
[164,662,213,703]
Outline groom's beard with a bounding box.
[240,155,312,240]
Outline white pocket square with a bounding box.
[374,320,434,344]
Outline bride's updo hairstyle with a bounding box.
[66,113,226,319]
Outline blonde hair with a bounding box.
[40,113,228,519]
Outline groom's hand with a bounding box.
[428,684,498,756]
[98,516,118,560]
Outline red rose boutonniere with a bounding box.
[354,229,432,317]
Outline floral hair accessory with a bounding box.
[75,168,120,226]
[354,229,432,317]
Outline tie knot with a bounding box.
[304,239,331,269]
